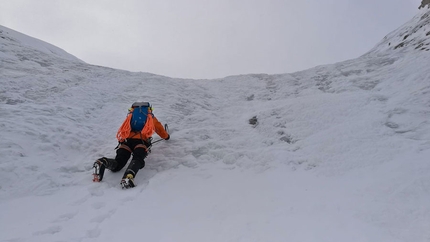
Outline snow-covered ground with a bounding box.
[1,8,430,242]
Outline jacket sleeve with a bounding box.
[152,116,169,139]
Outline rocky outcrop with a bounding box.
[366,7,430,54]
[419,0,430,9]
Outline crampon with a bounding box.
[92,160,106,182]
[120,174,135,189]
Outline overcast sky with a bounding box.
[0,0,420,79]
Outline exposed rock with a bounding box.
[249,116,258,126]
[419,0,430,9]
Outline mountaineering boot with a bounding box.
[93,157,117,182]
[120,173,135,189]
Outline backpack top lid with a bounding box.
[131,102,151,108]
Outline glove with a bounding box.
[165,134,170,140]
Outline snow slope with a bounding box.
[1,8,430,242]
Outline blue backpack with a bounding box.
[130,102,152,131]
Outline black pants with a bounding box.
[113,139,149,178]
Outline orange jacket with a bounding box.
[116,112,169,142]
[127,116,169,140]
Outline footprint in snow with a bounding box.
[70,194,90,206]
[33,225,62,235]
[52,212,78,222]
[86,227,101,238]
[90,213,112,223]
[91,201,106,210]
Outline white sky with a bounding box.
[0,0,420,79]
